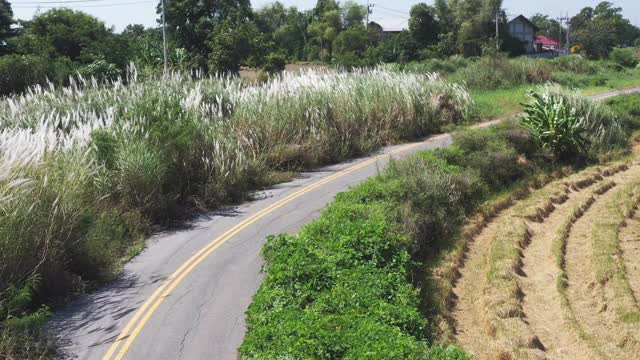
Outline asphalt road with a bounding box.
[49,87,640,360]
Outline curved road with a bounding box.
[50,88,640,360]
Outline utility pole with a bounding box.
[366,1,374,27]
[558,15,563,53]
[161,0,169,74]
[496,9,500,51]
[565,11,570,50]
[558,13,570,54]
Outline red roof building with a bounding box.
[534,36,560,51]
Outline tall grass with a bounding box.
[0,67,473,357]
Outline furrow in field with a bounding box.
[518,179,616,360]
[564,163,640,359]
[620,206,640,304]
[452,163,629,359]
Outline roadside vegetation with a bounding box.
[0,68,473,358]
[389,51,640,119]
[241,88,640,358]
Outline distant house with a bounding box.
[507,15,539,54]
[369,22,405,39]
[534,35,560,52]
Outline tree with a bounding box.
[333,25,368,58]
[593,1,622,18]
[0,0,12,39]
[164,0,252,67]
[254,2,288,34]
[443,0,502,56]
[434,0,452,33]
[409,3,440,49]
[367,21,383,45]
[530,13,563,42]
[313,0,339,20]
[307,9,340,62]
[256,3,308,61]
[570,1,640,58]
[121,25,164,68]
[341,1,366,29]
[17,9,115,63]
[208,19,257,74]
[0,0,14,54]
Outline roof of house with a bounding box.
[508,15,540,32]
[534,35,560,46]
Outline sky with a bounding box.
[10,0,640,32]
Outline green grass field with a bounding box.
[472,69,640,119]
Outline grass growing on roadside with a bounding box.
[390,54,640,120]
[241,118,553,358]
[241,155,478,358]
[471,86,529,119]
[0,68,475,358]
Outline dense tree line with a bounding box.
[0,0,639,95]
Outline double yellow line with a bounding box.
[102,139,430,360]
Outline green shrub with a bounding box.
[333,52,368,68]
[262,53,287,74]
[0,55,48,95]
[241,158,481,358]
[71,209,144,279]
[91,129,118,169]
[549,55,600,74]
[388,56,470,75]
[443,122,538,189]
[452,55,551,89]
[551,71,608,88]
[242,200,426,359]
[0,278,54,359]
[509,57,553,84]
[610,48,640,68]
[423,345,471,360]
[454,55,512,88]
[78,59,121,81]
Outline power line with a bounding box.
[557,13,570,51]
[12,0,112,4]
[375,5,408,16]
[13,0,155,8]
[374,8,409,20]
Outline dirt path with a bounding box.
[564,164,640,359]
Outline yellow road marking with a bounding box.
[102,139,427,360]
